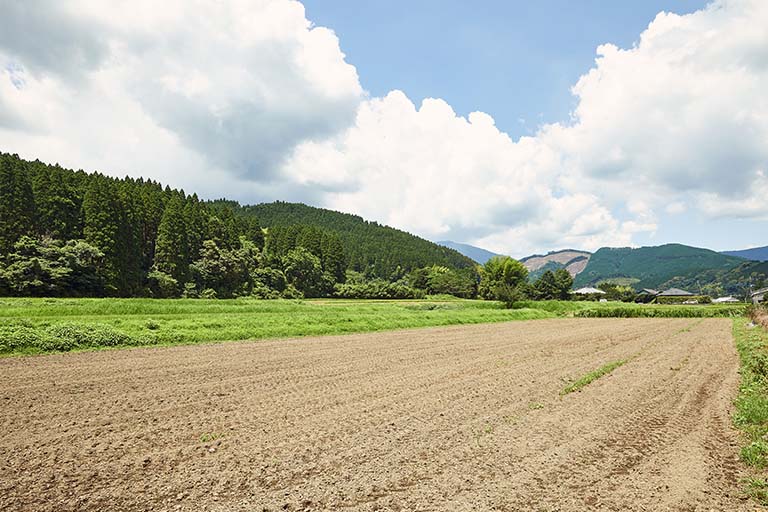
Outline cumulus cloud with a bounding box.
[1,0,766,256]
[283,0,767,254]
[549,0,768,204]
[285,91,633,255]
[0,0,362,183]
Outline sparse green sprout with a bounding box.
[200,432,223,443]
[561,359,627,395]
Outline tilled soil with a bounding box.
[0,318,757,511]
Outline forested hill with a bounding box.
[232,202,475,276]
[0,152,473,298]
[573,243,762,294]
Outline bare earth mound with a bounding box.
[0,319,754,511]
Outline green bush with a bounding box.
[0,321,143,353]
[656,295,711,304]
[334,280,425,299]
[46,323,132,347]
[574,305,744,318]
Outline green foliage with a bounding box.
[334,280,425,299]
[732,318,768,494]
[561,359,627,395]
[597,282,637,302]
[494,282,530,308]
[154,195,189,283]
[0,154,36,253]
[407,265,478,298]
[574,305,744,318]
[574,243,751,292]
[478,256,529,300]
[0,321,147,353]
[0,237,105,296]
[188,240,249,299]
[282,247,332,298]
[0,297,560,355]
[147,270,180,298]
[243,201,474,278]
[655,295,711,304]
[533,269,573,300]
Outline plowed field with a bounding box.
[0,318,754,511]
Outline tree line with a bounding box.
[0,152,576,302]
[0,153,347,298]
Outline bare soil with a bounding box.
[0,318,757,511]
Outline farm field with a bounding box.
[0,318,753,511]
[0,297,745,355]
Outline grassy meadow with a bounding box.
[0,297,556,355]
[0,296,748,356]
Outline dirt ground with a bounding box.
[0,318,758,511]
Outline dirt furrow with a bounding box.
[0,318,754,511]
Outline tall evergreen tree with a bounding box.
[115,181,144,295]
[154,195,189,283]
[83,176,122,294]
[0,154,36,253]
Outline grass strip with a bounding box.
[732,318,768,471]
[0,298,555,356]
[561,359,628,395]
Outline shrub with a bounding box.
[656,295,711,305]
[147,270,180,298]
[334,280,425,299]
[200,288,218,299]
[0,324,44,353]
[46,323,132,348]
[281,284,304,299]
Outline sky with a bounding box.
[1,0,766,258]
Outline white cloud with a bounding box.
[285,90,636,256]
[0,0,362,187]
[284,0,767,254]
[1,0,767,256]
[549,0,768,202]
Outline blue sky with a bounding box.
[1,0,766,256]
[302,1,708,139]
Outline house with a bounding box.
[573,287,605,295]
[713,296,740,304]
[658,288,694,297]
[752,287,768,304]
[637,288,659,297]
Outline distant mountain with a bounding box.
[240,202,476,277]
[722,246,768,262]
[573,243,749,291]
[437,241,499,264]
[520,249,592,280]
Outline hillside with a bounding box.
[0,153,473,298]
[520,250,592,280]
[573,244,749,291]
[722,246,768,262]
[437,241,499,264]
[236,202,475,277]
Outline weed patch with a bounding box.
[732,318,768,503]
[561,359,627,395]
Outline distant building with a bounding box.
[713,296,740,304]
[658,288,694,297]
[637,288,659,297]
[752,288,768,304]
[573,287,605,295]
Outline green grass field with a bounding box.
[732,318,768,504]
[0,297,555,355]
[0,297,748,355]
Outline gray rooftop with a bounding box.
[658,288,694,296]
